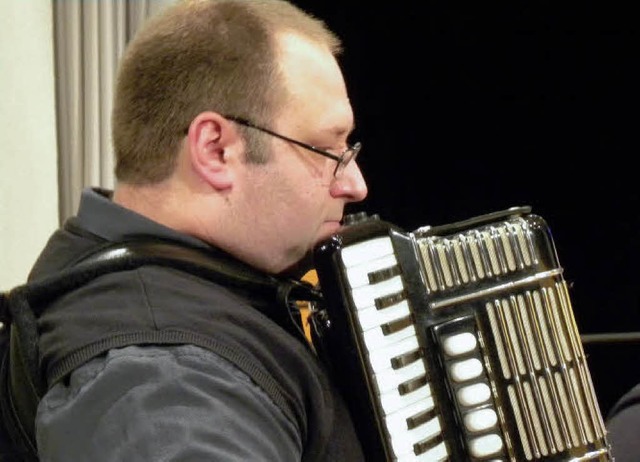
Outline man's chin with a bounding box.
[279,225,342,279]
[279,251,314,279]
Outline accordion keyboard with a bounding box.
[342,235,502,461]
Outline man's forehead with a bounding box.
[277,32,344,89]
[276,32,353,133]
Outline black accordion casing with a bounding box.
[311,206,612,461]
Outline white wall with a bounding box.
[0,1,58,290]
[0,0,177,292]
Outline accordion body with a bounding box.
[311,207,612,462]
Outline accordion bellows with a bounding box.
[311,206,612,462]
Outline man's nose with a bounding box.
[330,161,368,202]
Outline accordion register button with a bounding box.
[464,408,498,432]
[442,332,477,356]
[450,358,483,382]
[457,383,491,406]
[468,433,503,458]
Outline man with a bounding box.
[30,0,368,460]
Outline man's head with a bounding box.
[113,0,342,182]
[112,0,368,274]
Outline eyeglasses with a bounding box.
[224,115,361,177]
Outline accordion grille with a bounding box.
[484,281,606,460]
[417,218,535,292]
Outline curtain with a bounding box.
[54,0,175,223]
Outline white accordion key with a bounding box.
[350,275,404,309]
[341,237,394,268]
[384,399,443,457]
[389,414,441,457]
[378,381,432,415]
[357,300,411,332]
[362,320,417,351]
[368,335,420,374]
[344,253,398,288]
[373,359,426,393]
[384,397,435,432]
[396,441,448,462]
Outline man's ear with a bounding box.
[185,112,240,190]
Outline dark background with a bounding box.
[293,0,638,417]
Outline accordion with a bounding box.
[310,206,612,461]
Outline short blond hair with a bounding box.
[112,0,342,183]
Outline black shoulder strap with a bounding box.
[0,239,322,461]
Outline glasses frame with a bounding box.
[224,115,361,177]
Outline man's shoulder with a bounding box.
[37,344,304,461]
[42,344,269,414]
[51,344,252,393]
